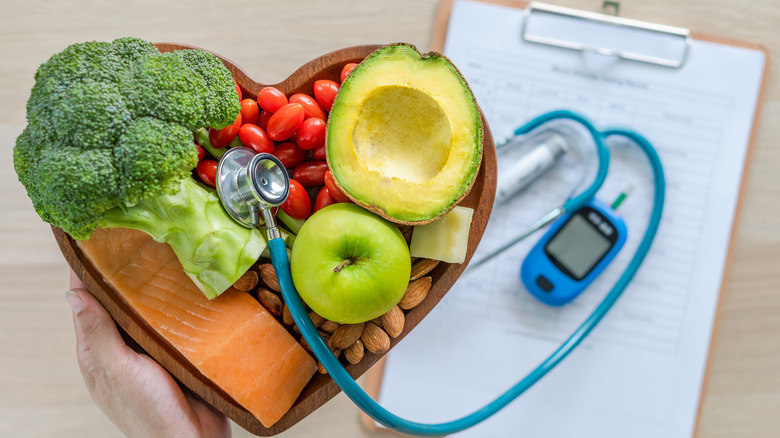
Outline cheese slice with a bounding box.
[409,206,474,263]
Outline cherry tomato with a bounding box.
[324,170,352,203]
[267,103,304,142]
[238,124,274,154]
[257,109,273,131]
[340,63,358,83]
[288,94,327,121]
[314,186,337,213]
[208,113,242,148]
[295,118,326,151]
[240,98,259,125]
[195,144,205,161]
[234,80,242,101]
[196,160,218,187]
[312,144,326,161]
[257,86,288,113]
[281,179,311,220]
[272,142,306,169]
[292,160,328,187]
[313,80,339,112]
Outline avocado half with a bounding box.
[326,44,483,224]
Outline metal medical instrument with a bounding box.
[494,128,574,204]
[216,149,289,240]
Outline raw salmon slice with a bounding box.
[79,227,317,428]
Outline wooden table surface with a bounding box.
[1,0,778,437]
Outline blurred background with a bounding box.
[1,0,778,437]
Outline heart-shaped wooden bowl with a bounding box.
[53,43,497,435]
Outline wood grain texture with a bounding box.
[51,43,497,435]
[1,1,779,437]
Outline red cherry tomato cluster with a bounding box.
[193,66,358,221]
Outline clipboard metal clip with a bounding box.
[522,2,691,68]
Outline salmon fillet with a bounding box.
[79,227,317,428]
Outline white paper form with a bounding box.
[377,1,765,437]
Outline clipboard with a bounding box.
[361,1,770,436]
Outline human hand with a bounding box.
[66,271,231,438]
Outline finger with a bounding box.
[184,392,232,438]
[66,289,129,374]
[69,269,85,290]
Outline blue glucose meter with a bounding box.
[521,198,627,306]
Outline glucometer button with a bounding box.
[536,275,554,293]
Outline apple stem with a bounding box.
[333,258,353,274]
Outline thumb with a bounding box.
[66,289,129,381]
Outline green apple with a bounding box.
[290,203,411,324]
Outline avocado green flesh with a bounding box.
[327,44,482,223]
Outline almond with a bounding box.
[258,263,280,292]
[299,334,312,353]
[380,305,404,338]
[282,303,294,326]
[308,311,325,328]
[344,339,365,364]
[233,270,259,291]
[321,331,331,347]
[329,323,365,350]
[361,322,390,354]
[300,331,330,353]
[255,287,282,316]
[320,319,340,334]
[318,349,341,374]
[410,259,440,281]
[398,276,432,310]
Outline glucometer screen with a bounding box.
[545,214,613,280]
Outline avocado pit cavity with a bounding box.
[352,85,451,183]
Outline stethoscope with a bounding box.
[215,110,666,436]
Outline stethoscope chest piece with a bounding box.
[216,147,290,229]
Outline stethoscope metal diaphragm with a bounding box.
[215,147,290,230]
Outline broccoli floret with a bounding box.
[32,145,119,240]
[27,40,131,123]
[14,37,259,299]
[110,37,161,67]
[115,117,198,203]
[121,52,208,130]
[51,81,132,148]
[172,49,240,129]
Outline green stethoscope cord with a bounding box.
[270,110,666,436]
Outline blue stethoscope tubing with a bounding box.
[270,110,666,436]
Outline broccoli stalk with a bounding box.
[194,127,226,159]
[99,178,265,299]
[14,37,260,299]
